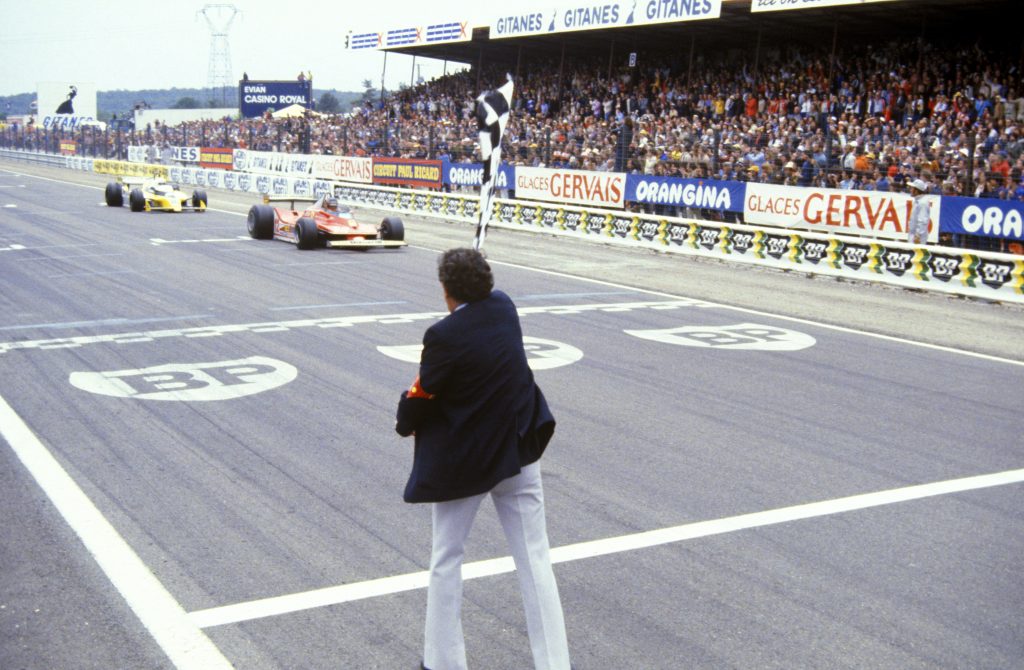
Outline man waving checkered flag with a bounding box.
[472,74,514,250]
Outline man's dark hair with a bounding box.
[438,248,493,303]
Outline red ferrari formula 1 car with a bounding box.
[246,195,406,250]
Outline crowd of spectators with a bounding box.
[5,36,1024,208]
[380,38,1024,202]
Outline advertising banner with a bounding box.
[93,159,168,180]
[490,1,721,39]
[625,175,744,213]
[350,19,473,50]
[127,145,201,164]
[310,155,373,183]
[318,182,1021,302]
[372,158,443,189]
[200,147,234,170]
[174,146,201,164]
[515,166,625,208]
[751,0,898,11]
[444,161,514,189]
[36,81,98,130]
[127,146,155,164]
[743,182,939,243]
[233,149,313,176]
[938,196,1024,242]
[239,80,313,118]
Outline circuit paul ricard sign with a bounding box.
[239,80,313,118]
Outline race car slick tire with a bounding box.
[129,189,146,212]
[296,216,319,250]
[192,189,208,210]
[246,205,274,239]
[104,182,123,207]
[381,216,405,241]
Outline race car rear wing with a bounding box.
[263,195,318,210]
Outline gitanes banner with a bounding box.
[239,80,313,118]
[127,145,200,164]
[625,175,744,213]
[444,161,514,189]
[938,196,1024,242]
[36,81,98,130]
[490,1,721,39]
[515,166,625,208]
[744,182,940,243]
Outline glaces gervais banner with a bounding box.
[515,166,625,208]
[310,155,373,183]
[744,182,940,243]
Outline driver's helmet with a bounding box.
[323,196,339,211]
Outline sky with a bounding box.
[0,0,485,97]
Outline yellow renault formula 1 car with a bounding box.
[104,177,208,213]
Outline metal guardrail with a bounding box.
[0,149,69,167]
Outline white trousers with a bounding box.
[423,461,571,670]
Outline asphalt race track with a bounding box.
[1,159,1022,670]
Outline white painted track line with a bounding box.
[0,394,233,669]
[188,467,1024,629]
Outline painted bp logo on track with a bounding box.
[69,356,297,401]
[625,323,816,350]
[378,337,583,370]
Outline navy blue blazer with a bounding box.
[396,290,555,503]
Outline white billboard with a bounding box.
[515,166,626,208]
[751,0,898,12]
[36,81,98,130]
[349,19,474,50]
[743,182,939,243]
[310,155,373,183]
[490,0,721,40]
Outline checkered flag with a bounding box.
[473,74,513,250]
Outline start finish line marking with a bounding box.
[187,467,1024,629]
[0,394,233,669]
[0,299,709,355]
[149,236,252,246]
